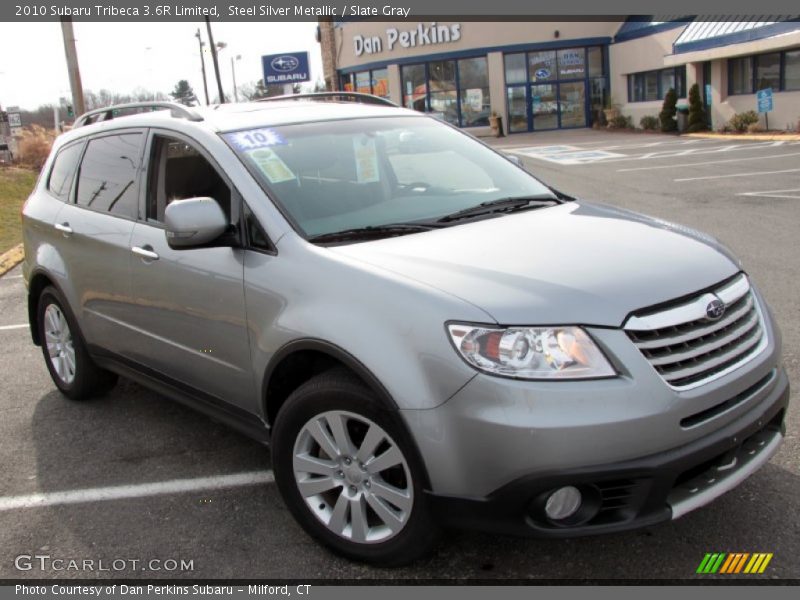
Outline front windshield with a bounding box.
[224,116,555,238]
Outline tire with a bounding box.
[272,368,439,566]
[37,286,117,400]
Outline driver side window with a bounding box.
[146,135,232,224]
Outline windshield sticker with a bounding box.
[247,148,295,184]
[227,129,286,151]
[353,136,379,184]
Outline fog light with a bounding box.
[545,486,582,521]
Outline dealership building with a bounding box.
[318,18,800,134]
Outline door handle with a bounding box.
[131,245,159,261]
[54,222,73,235]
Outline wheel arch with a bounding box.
[262,338,399,428]
[27,269,64,346]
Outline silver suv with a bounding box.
[22,96,789,565]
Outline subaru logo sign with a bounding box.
[262,52,310,84]
[705,297,726,320]
[271,55,299,73]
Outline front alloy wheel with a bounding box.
[272,369,439,565]
[293,410,414,544]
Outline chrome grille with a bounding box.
[624,274,766,390]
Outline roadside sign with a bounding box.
[7,113,21,128]
[756,88,773,113]
[262,52,310,85]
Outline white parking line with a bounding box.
[1,275,23,280]
[0,324,28,331]
[0,470,274,511]
[675,168,800,182]
[617,152,800,172]
[738,188,800,199]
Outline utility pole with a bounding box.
[60,17,85,117]
[205,17,225,103]
[194,28,210,105]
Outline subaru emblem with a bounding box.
[271,56,299,73]
[705,297,726,320]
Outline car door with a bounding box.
[52,130,144,354]
[124,130,255,411]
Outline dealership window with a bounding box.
[627,67,686,102]
[401,63,427,112]
[504,53,527,84]
[529,51,557,82]
[729,57,754,95]
[728,49,800,94]
[458,57,490,127]
[341,68,389,98]
[756,53,781,91]
[587,47,603,78]
[786,50,800,91]
[428,60,458,125]
[401,57,491,128]
[557,48,586,79]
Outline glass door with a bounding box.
[558,81,587,128]
[506,86,528,133]
[531,84,558,130]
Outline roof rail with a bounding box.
[256,92,397,107]
[73,102,204,128]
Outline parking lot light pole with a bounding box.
[231,55,241,103]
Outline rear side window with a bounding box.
[47,143,83,201]
[76,133,144,219]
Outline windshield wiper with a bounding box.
[308,223,436,244]
[435,194,560,223]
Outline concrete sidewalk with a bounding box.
[479,128,800,149]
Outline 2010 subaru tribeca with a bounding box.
[22,96,789,566]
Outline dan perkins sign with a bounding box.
[262,52,310,85]
[354,23,461,56]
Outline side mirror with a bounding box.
[164,197,228,249]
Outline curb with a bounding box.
[683,133,800,142]
[0,244,24,277]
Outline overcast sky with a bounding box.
[0,21,324,110]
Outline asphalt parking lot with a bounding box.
[1,129,798,581]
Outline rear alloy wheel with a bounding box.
[37,286,117,400]
[43,303,76,386]
[272,369,439,565]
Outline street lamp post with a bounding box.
[231,55,242,102]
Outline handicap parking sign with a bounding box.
[756,88,773,113]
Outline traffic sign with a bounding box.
[262,52,310,85]
[7,113,21,128]
[756,88,773,113]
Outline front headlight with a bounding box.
[447,323,616,380]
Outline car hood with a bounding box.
[330,201,741,326]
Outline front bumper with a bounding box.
[423,367,788,537]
